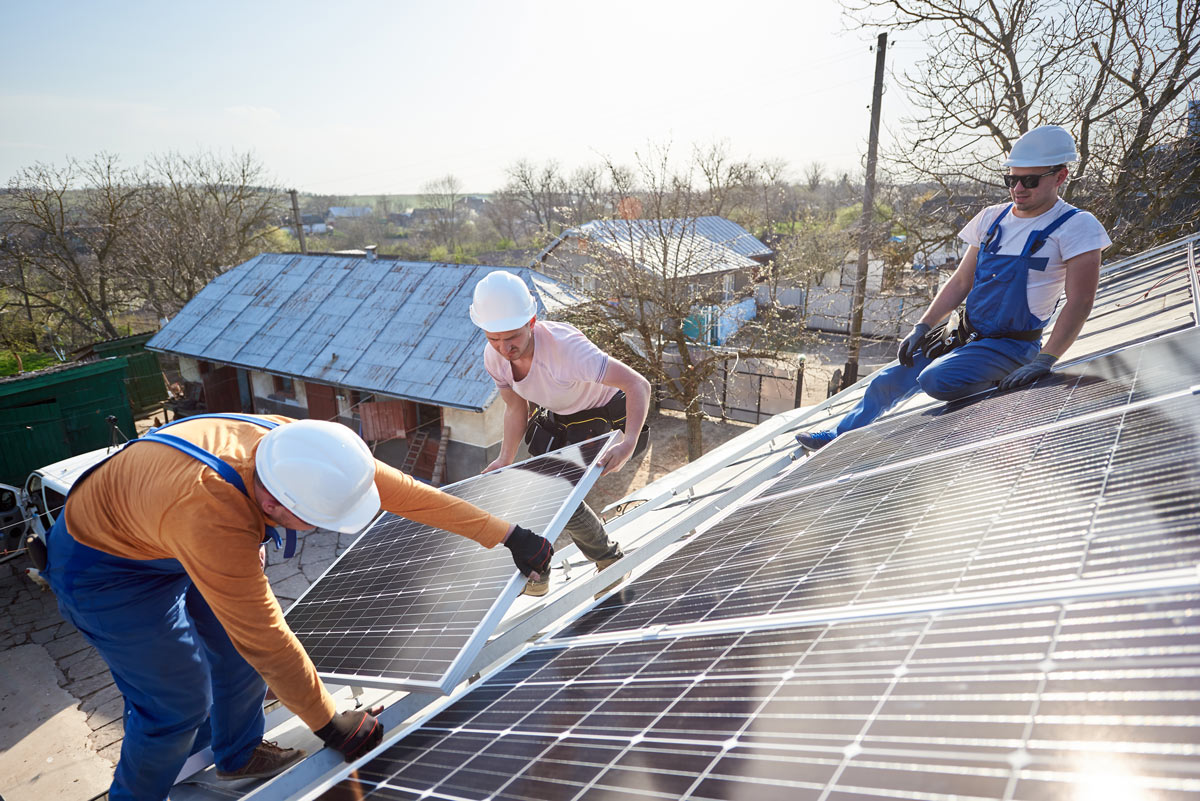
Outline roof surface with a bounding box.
[553,215,768,277]
[147,254,574,411]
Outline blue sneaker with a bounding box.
[795,430,837,451]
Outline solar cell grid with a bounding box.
[558,395,1200,638]
[770,326,1200,496]
[285,436,611,690]
[316,590,1200,801]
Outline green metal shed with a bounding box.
[75,332,167,414]
[0,358,134,485]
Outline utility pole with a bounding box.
[843,31,887,389]
[288,189,308,255]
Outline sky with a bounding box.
[0,0,915,196]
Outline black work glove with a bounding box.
[999,352,1057,391]
[316,707,384,762]
[503,525,553,577]
[897,322,932,368]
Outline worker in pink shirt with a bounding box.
[470,270,651,596]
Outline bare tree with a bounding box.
[0,154,143,342]
[804,161,827,192]
[421,174,464,254]
[503,159,566,242]
[563,165,612,228]
[482,188,530,245]
[559,145,786,460]
[123,151,282,319]
[843,0,1200,252]
[0,151,283,348]
[694,141,756,217]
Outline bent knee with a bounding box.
[918,371,987,401]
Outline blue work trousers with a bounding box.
[45,514,266,801]
[836,337,1039,435]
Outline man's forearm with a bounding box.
[498,403,527,463]
[623,378,651,440]
[918,274,972,327]
[1040,298,1093,358]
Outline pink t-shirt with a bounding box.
[483,320,618,415]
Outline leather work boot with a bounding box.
[215,740,307,780]
[594,552,627,599]
[521,572,550,597]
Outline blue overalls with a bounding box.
[835,205,1080,435]
[44,413,295,801]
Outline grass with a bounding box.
[0,351,61,376]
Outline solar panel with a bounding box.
[772,326,1200,496]
[284,435,613,692]
[558,392,1200,638]
[312,588,1200,801]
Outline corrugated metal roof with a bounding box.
[690,215,773,259]
[147,255,572,411]
[558,216,769,277]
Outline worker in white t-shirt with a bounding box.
[470,270,651,596]
[796,125,1112,451]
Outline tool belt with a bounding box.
[523,391,650,458]
[920,309,1042,361]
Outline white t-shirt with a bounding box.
[483,320,618,415]
[959,199,1111,321]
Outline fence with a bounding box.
[656,349,804,425]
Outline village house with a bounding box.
[147,252,580,484]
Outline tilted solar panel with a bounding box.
[772,326,1200,495]
[284,435,612,692]
[558,393,1200,638]
[312,588,1200,801]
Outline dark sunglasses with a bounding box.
[1002,168,1060,189]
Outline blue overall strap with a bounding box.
[150,412,281,435]
[981,204,1011,252]
[135,416,298,558]
[1022,207,1081,256]
[139,432,249,495]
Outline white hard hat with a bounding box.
[468,271,537,332]
[255,420,380,533]
[1004,125,1079,167]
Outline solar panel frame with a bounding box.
[284,433,615,693]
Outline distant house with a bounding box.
[326,206,373,220]
[457,196,488,215]
[286,214,328,236]
[757,240,931,339]
[534,215,772,302]
[147,253,580,483]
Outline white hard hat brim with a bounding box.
[469,304,536,333]
[1003,152,1078,167]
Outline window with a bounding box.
[272,375,295,398]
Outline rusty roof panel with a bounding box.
[149,256,572,410]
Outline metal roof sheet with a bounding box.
[572,217,763,277]
[147,254,574,411]
[691,215,773,259]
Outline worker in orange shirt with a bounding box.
[44,413,552,801]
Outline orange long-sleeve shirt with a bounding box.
[64,415,510,730]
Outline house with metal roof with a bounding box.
[534,215,772,301]
[147,252,580,483]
